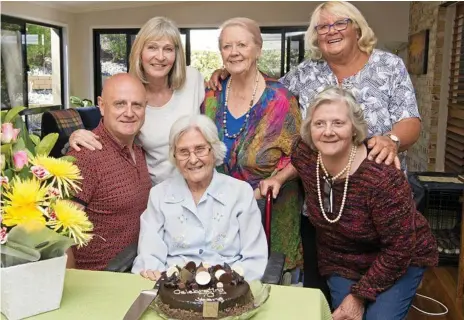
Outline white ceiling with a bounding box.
[29,1,182,13]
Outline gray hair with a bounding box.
[168,114,227,166]
[305,1,377,60]
[218,17,263,49]
[301,86,368,150]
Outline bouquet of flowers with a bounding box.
[0,107,93,268]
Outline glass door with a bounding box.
[285,32,305,73]
[1,16,27,109]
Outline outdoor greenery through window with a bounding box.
[1,15,63,135]
[93,26,307,100]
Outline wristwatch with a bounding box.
[384,133,400,150]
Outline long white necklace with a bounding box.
[222,69,260,139]
[316,145,357,224]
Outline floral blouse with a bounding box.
[201,74,301,189]
[281,49,420,170]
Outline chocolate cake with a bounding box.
[156,261,254,319]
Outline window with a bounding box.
[1,15,64,135]
[93,26,307,98]
[445,3,464,173]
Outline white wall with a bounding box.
[2,1,76,107]
[2,1,411,102]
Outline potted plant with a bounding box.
[0,107,93,320]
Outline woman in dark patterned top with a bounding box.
[261,86,438,320]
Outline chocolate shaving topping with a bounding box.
[219,272,233,284]
[223,263,232,272]
[185,261,196,272]
[180,268,194,283]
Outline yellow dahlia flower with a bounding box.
[48,200,93,247]
[3,178,48,208]
[2,204,46,227]
[32,156,82,197]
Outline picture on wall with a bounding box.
[407,29,429,75]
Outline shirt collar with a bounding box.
[164,169,226,206]
[95,120,138,152]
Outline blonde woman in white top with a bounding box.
[69,17,205,186]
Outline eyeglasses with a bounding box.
[315,18,352,35]
[322,177,333,213]
[174,146,211,160]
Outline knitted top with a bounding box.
[291,137,438,301]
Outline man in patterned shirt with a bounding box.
[66,73,152,270]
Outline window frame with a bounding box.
[92,25,307,100]
[1,14,65,111]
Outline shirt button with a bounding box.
[199,249,203,254]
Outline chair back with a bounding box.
[76,106,101,130]
[41,109,85,158]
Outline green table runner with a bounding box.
[2,269,332,320]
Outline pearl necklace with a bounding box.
[222,70,260,139]
[316,145,357,224]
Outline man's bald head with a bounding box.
[101,73,146,101]
[98,73,147,146]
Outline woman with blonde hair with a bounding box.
[69,17,205,186]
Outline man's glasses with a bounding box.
[322,177,333,213]
[175,146,211,160]
[315,18,352,35]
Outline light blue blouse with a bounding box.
[131,170,268,281]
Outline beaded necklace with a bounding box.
[316,145,357,224]
[223,70,260,139]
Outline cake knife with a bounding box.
[123,280,161,320]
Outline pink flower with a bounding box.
[1,123,14,143]
[13,150,28,171]
[47,187,60,198]
[49,211,57,221]
[0,227,8,244]
[31,165,50,180]
[12,128,20,142]
[0,176,9,187]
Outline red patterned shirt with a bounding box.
[68,122,152,270]
[291,137,438,301]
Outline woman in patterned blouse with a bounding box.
[265,86,437,319]
[201,17,303,274]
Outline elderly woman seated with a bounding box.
[132,114,268,281]
[263,87,438,319]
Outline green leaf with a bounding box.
[0,110,8,124]
[17,166,32,180]
[3,168,14,181]
[4,106,26,124]
[35,133,58,156]
[1,143,12,155]
[12,137,26,153]
[29,134,41,146]
[60,155,76,163]
[70,96,83,107]
[12,116,35,154]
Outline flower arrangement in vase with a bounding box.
[0,106,93,320]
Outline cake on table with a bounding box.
[156,261,254,319]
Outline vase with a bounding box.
[1,254,67,320]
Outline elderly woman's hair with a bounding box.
[305,1,377,60]
[169,114,227,166]
[129,16,186,90]
[301,86,368,150]
[218,17,263,49]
